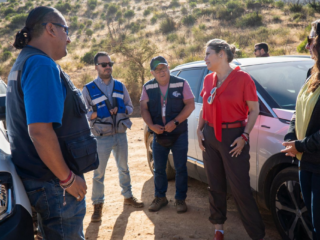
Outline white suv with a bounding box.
[144,56,314,240]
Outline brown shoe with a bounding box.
[148,197,168,212]
[175,199,187,213]
[124,196,144,208]
[91,203,103,222]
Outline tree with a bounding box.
[114,39,158,86]
[124,10,135,23]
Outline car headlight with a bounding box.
[0,172,14,222]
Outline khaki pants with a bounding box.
[202,123,265,240]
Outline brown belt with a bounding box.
[206,121,246,129]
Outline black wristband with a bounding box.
[243,132,249,136]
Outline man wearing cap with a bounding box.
[82,52,144,222]
[140,56,195,213]
[254,42,270,57]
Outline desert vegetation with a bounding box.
[0,0,319,103]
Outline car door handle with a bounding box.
[261,125,270,129]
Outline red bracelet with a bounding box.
[241,133,248,143]
[60,170,72,184]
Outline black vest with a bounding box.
[6,46,98,180]
[145,75,187,135]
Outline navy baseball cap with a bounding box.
[150,56,168,71]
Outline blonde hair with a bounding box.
[206,39,236,63]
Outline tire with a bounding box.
[146,134,176,180]
[269,167,312,240]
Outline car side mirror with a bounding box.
[0,95,5,121]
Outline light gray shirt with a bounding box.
[82,76,133,121]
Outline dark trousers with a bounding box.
[202,124,265,240]
[153,131,188,200]
[299,169,320,240]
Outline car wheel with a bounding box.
[146,134,175,180]
[269,167,312,240]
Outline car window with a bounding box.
[242,61,314,110]
[170,70,180,76]
[177,68,204,102]
[0,81,6,95]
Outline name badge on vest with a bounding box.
[162,103,166,117]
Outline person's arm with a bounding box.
[140,99,164,134]
[196,108,206,152]
[284,113,297,142]
[123,84,133,115]
[82,86,97,120]
[164,98,195,132]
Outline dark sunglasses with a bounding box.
[96,62,114,67]
[254,48,260,52]
[42,22,69,36]
[307,36,315,45]
[207,87,217,105]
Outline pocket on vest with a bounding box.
[92,118,113,136]
[170,95,184,113]
[117,118,132,133]
[65,135,99,175]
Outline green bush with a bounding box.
[104,3,109,9]
[199,23,206,30]
[116,11,122,20]
[79,23,85,29]
[81,50,97,64]
[236,12,262,27]
[297,38,308,53]
[160,17,176,34]
[246,0,256,9]
[127,22,141,33]
[88,0,97,10]
[8,13,28,29]
[308,3,320,13]
[55,3,72,13]
[181,7,188,15]
[292,12,306,22]
[151,15,158,24]
[169,0,180,8]
[87,20,93,26]
[194,8,215,17]
[216,2,245,21]
[86,29,93,37]
[4,7,15,16]
[124,10,135,22]
[107,4,118,15]
[182,15,196,26]
[272,15,281,22]
[2,51,12,61]
[190,2,197,8]
[167,33,178,42]
[275,1,284,8]
[143,9,151,16]
[289,4,303,13]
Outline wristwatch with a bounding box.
[173,119,179,126]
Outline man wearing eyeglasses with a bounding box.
[254,42,270,57]
[140,56,195,213]
[82,52,144,222]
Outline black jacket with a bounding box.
[284,78,320,171]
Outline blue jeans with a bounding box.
[153,131,188,200]
[299,169,320,240]
[22,178,86,240]
[92,133,132,204]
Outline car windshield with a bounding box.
[242,60,314,110]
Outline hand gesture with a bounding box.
[110,107,118,115]
[164,121,176,133]
[197,129,205,152]
[66,175,87,201]
[150,124,165,134]
[281,141,299,157]
[229,137,246,157]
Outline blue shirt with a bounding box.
[21,54,66,128]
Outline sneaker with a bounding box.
[213,231,224,240]
[91,203,103,222]
[175,199,187,213]
[148,197,168,212]
[124,196,144,208]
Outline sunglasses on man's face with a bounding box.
[307,36,315,46]
[207,87,217,105]
[42,22,69,36]
[254,48,260,52]
[96,62,114,68]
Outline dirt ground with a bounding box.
[83,118,282,240]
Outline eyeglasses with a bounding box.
[254,48,260,52]
[96,62,114,67]
[307,36,315,46]
[207,87,217,104]
[42,22,69,36]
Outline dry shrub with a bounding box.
[79,73,93,88]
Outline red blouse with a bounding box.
[200,66,258,142]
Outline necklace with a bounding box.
[217,69,233,88]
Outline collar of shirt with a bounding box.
[97,76,114,86]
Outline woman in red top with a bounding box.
[197,39,265,240]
